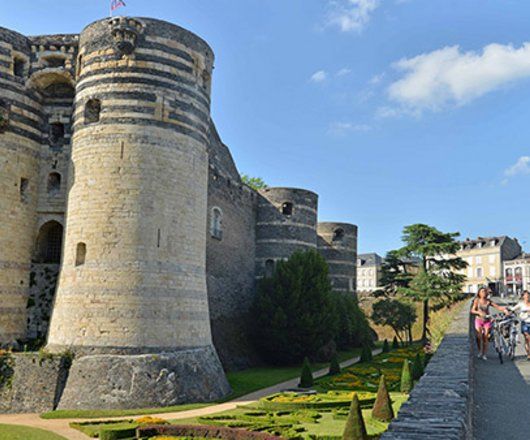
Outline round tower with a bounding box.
[46,17,229,409]
[256,187,318,277]
[0,27,41,344]
[317,222,358,296]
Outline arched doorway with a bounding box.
[34,221,63,264]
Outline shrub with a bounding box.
[382,339,389,353]
[137,424,282,440]
[136,416,168,425]
[359,345,372,363]
[99,427,137,440]
[392,336,399,349]
[411,353,424,381]
[329,354,341,375]
[342,394,367,440]
[251,250,337,364]
[299,357,313,388]
[371,375,394,422]
[400,360,412,393]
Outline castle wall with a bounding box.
[0,28,43,343]
[317,222,358,296]
[206,127,259,369]
[256,187,318,278]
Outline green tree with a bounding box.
[382,339,390,353]
[252,250,337,364]
[392,336,399,349]
[372,375,394,422]
[333,294,373,350]
[395,224,467,342]
[376,250,415,297]
[329,353,341,375]
[359,344,373,363]
[412,353,424,380]
[342,394,368,440]
[400,360,413,393]
[299,357,314,388]
[371,298,417,345]
[241,174,268,190]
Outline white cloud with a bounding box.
[327,0,380,33]
[369,73,385,84]
[505,156,530,177]
[310,70,328,83]
[329,122,372,135]
[337,68,352,76]
[387,43,530,113]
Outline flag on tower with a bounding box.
[111,0,126,11]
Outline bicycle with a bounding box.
[490,314,519,364]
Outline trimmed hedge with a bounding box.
[137,424,284,439]
[100,427,136,440]
[258,393,376,411]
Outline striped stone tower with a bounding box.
[46,17,230,409]
[0,28,40,344]
[317,222,358,296]
[256,187,318,278]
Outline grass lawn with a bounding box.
[42,348,365,420]
[0,424,67,440]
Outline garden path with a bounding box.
[473,297,530,440]
[0,350,381,440]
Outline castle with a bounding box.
[0,17,358,410]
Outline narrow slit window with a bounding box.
[49,122,65,145]
[211,208,223,240]
[13,58,25,78]
[332,228,344,242]
[85,99,101,124]
[265,259,275,278]
[20,177,29,202]
[75,242,86,266]
[47,172,61,195]
[157,229,161,248]
[281,202,293,216]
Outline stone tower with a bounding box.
[46,17,229,409]
[0,28,40,343]
[318,222,358,296]
[256,187,318,277]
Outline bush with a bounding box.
[137,424,282,440]
[392,336,399,349]
[299,357,314,388]
[99,427,137,440]
[359,345,372,363]
[371,375,394,422]
[382,339,389,353]
[411,353,424,381]
[400,360,412,393]
[251,250,337,364]
[329,354,341,375]
[342,394,368,440]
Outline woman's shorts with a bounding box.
[475,318,492,331]
[521,322,530,335]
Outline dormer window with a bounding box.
[281,202,293,216]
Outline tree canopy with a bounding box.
[241,174,268,190]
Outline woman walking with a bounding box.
[510,290,530,361]
[471,287,508,360]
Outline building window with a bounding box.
[75,242,86,266]
[281,202,293,216]
[476,267,483,278]
[49,122,65,145]
[13,58,25,78]
[475,256,482,264]
[265,259,275,278]
[47,172,61,195]
[332,228,344,242]
[210,207,223,240]
[490,266,496,277]
[44,56,65,68]
[34,221,63,264]
[85,99,101,124]
[19,177,29,203]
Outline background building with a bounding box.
[504,254,530,295]
[457,236,521,294]
[357,253,384,294]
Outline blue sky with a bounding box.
[3,0,530,255]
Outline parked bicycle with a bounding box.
[490,313,520,364]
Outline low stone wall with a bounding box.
[381,302,474,440]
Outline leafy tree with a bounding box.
[382,339,390,353]
[329,353,341,375]
[371,298,417,345]
[372,375,394,422]
[333,294,373,350]
[392,336,399,349]
[400,360,412,393]
[252,250,337,364]
[412,353,424,380]
[342,394,368,440]
[299,357,314,388]
[241,174,268,190]
[377,250,416,297]
[394,224,467,342]
[359,344,373,363]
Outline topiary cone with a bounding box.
[342,393,368,440]
[400,360,412,393]
[372,375,394,422]
[412,353,424,381]
[360,345,372,363]
[299,357,314,388]
[392,336,399,349]
[329,353,341,375]
[382,339,390,353]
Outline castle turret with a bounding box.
[256,187,318,277]
[318,222,358,296]
[46,17,229,409]
[0,28,42,344]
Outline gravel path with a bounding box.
[0,350,380,439]
[473,298,530,440]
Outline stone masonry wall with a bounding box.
[27,263,59,341]
[381,302,474,440]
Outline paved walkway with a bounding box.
[0,351,379,439]
[473,298,530,440]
